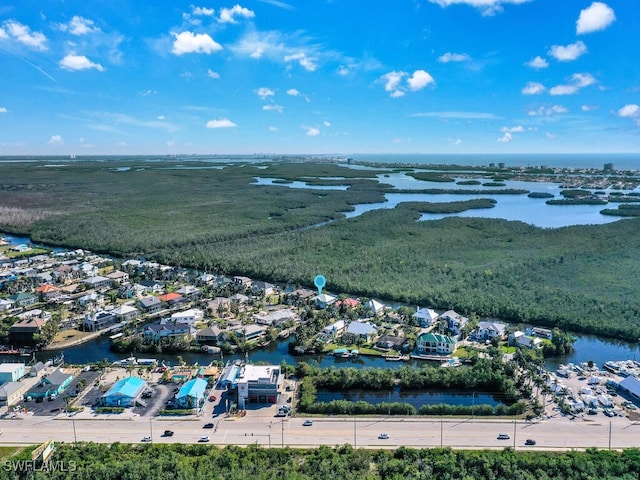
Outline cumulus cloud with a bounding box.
[548,41,587,62]
[171,31,222,55]
[522,82,545,95]
[256,87,275,100]
[381,70,435,97]
[526,56,548,69]
[323,121,331,127]
[501,125,525,133]
[268,125,278,131]
[206,118,237,128]
[618,104,640,118]
[207,69,220,78]
[0,107,7,113]
[219,5,255,23]
[58,16,100,35]
[581,105,598,112]
[284,52,317,71]
[437,52,470,63]
[305,126,320,136]
[577,2,615,34]
[549,73,596,95]
[48,135,63,145]
[1,20,47,50]
[59,54,104,72]
[497,132,512,143]
[407,70,435,91]
[157,115,165,120]
[287,88,300,96]
[263,104,283,113]
[192,6,215,16]
[427,0,532,16]
[527,105,568,116]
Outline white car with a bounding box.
[378,433,389,439]
[199,436,210,443]
[302,420,313,426]
[141,436,152,442]
[497,433,510,440]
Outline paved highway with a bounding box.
[2,413,640,450]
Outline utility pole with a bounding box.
[513,420,517,449]
[72,416,77,445]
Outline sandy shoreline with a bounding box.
[43,330,104,351]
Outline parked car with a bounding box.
[199,436,210,443]
[603,410,614,417]
[275,410,287,417]
[141,436,152,442]
[497,433,510,440]
[525,439,536,446]
[203,423,214,429]
[208,395,217,402]
[163,430,174,437]
[378,433,389,439]
[302,420,313,426]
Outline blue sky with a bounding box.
[0,0,639,155]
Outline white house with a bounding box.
[323,320,346,336]
[169,308,203,326]
[343,321,378,343]
[475,321,506,341]
[415,332,457,355]
[510,331,542,349]
[314,293,337,309]
[414,307,439,327]
[365,299,386,316]
[441,310,469,335]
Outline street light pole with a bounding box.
[72,416,77,445]
[513,420,517,449]
[281,419,284,447]
[149,418,153,443]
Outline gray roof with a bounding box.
[43,369,73,386]
[346,321,377,336]
[619,376,640,398]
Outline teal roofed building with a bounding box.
[176,377,208,409]
[416,332,457,355]
[100,376,148,407]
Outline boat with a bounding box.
[0,349,20,355]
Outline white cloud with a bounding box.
[192,6,215,16]
[577,2,615,34]
[527,105,568,116]
[526,56,548,69]
[256,87,275,100]
[171,31,222,55]
[0,107,7,113]
[501,125,525,133]
[382,71,406,97]
[522,82,545,95]
[48,135,63,145]
[157,115,165,120]
[284,52,317,71]
[58,16,100,35]
[428,0,532,16]
[407,70,435,91]
[545,132,556,139]
[263,104,283,113]
[305,127,320,136]
[497,132,512,143]
[258,0,293,10]
[323,121,331,127]
[548,41,587,62]
[207,69,220,79]
[219,5,255,24]
[1,20,47,50]
[449,138,463,145]
[618,104,640,118]
[337,65,349,76]
[437,52,470,63]
[286,88,300,96]
[59,54,104,72]
[268,125,278,131]
[206,118,237,128]
[550,73,596,95]
[140,89,156,96]
[581,105,598,112]
[166,141,175,147]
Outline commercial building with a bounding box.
[99,376,148,407]
[0,381,29,406]
[27,368,74,399]
[0,363,26,383]
[176,377,208,409]
[236,364,282,408]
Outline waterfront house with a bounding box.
[415,332,457,355]
[342,321,378,344]
[9,316,47,345]
[365,299,386,316]
[35,283,61,302]
[531,327,553,340]
[169,308,203,326]
[11,244,31,253]
[175,285,200,298]
[236,324,267,342]
[139,296,162,314]
[112,304,140,322]
[414,307,439,327]
[335,297,360,310]
[138,280,164,294]
[195,325,227,345]
[510,331,542,349]
[254,308,298,327]
[376,334,407,351]
[314,293,337,309]
[176,377,208,409]
[232,276,253,288]
[84,310,117,332]
[323,319,345,337]
[143,322,194,342]
[441,310,469,335]
[99,376,148,407]
[251,280,276,296]
[0,298,15,311]
[474,321,507,341]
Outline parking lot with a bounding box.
[19,370,101,416]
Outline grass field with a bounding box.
[1,158,639,340]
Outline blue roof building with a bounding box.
[176,377,208,409]
[100,376,148,407]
